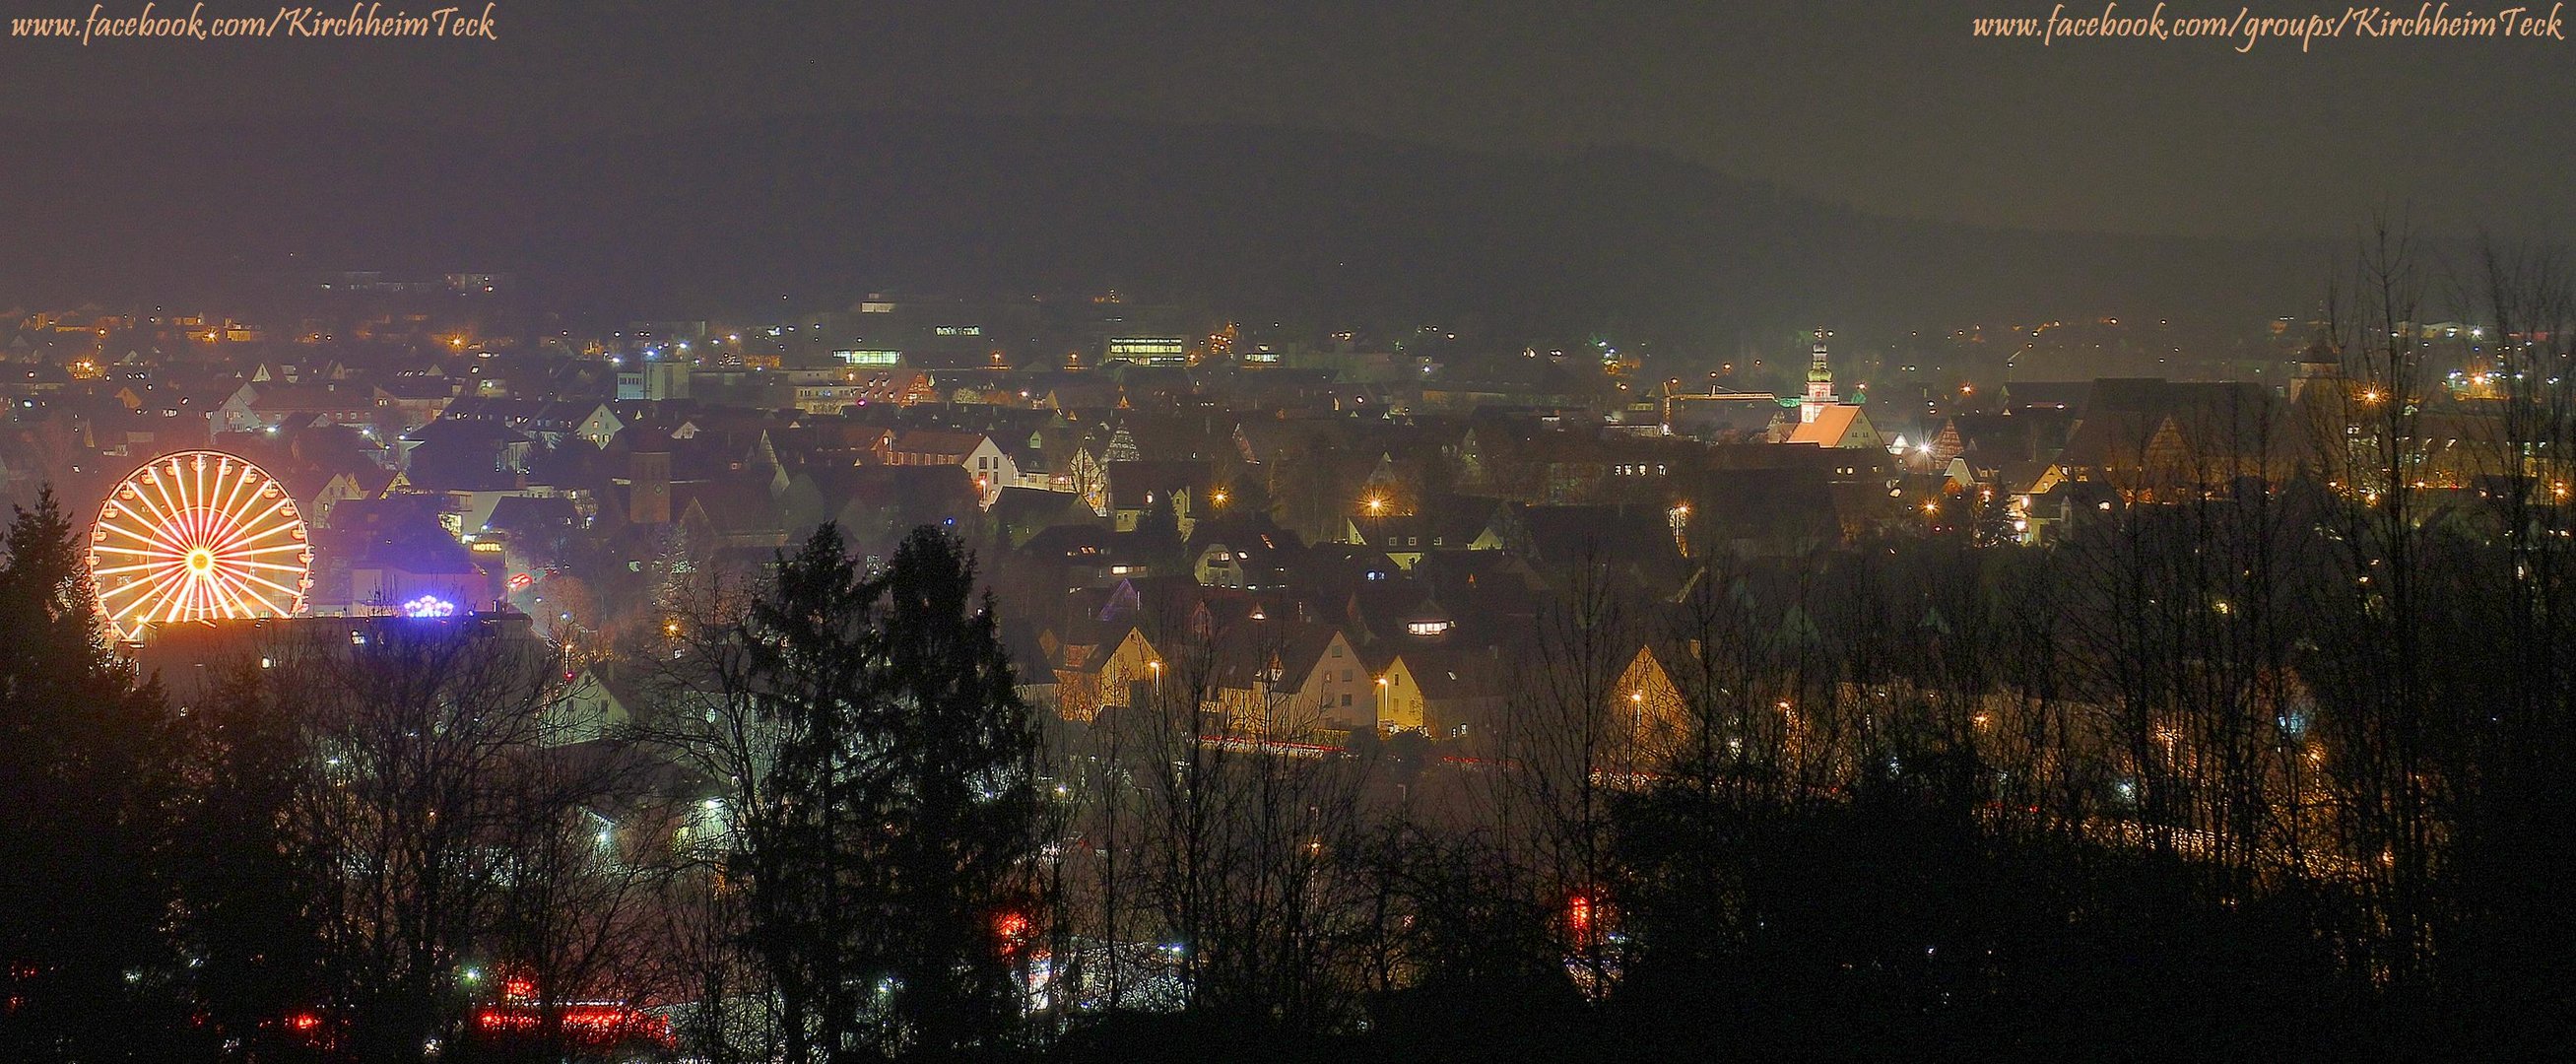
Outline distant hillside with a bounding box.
[0,112,2339,344]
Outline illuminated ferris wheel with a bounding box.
[89,450,314,639]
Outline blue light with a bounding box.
[401,595,457,619]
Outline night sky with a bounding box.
[2,0,2569,241]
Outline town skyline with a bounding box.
[6,5,2575,1061]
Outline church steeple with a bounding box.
[1803,327,1837,423]
[2289,319,2344,405]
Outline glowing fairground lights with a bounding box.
[401,595,459,618]
[90,451,314,639]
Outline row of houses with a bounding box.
[1019,571,1689,758]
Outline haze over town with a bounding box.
[2,4,2573,1062]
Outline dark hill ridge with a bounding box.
[0,112,2335,340]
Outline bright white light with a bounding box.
[401,595,458,619]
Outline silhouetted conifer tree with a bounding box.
[0,489,187,1059]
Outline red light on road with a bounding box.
[1565,889,1613,948]
[994,908,1035,958]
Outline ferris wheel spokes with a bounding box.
[89,450,315,639]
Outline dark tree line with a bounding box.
[0,490,187,1061]
[649,524,1046,1063]
[9,237,2576,1062]
[0,511,1044,1063]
